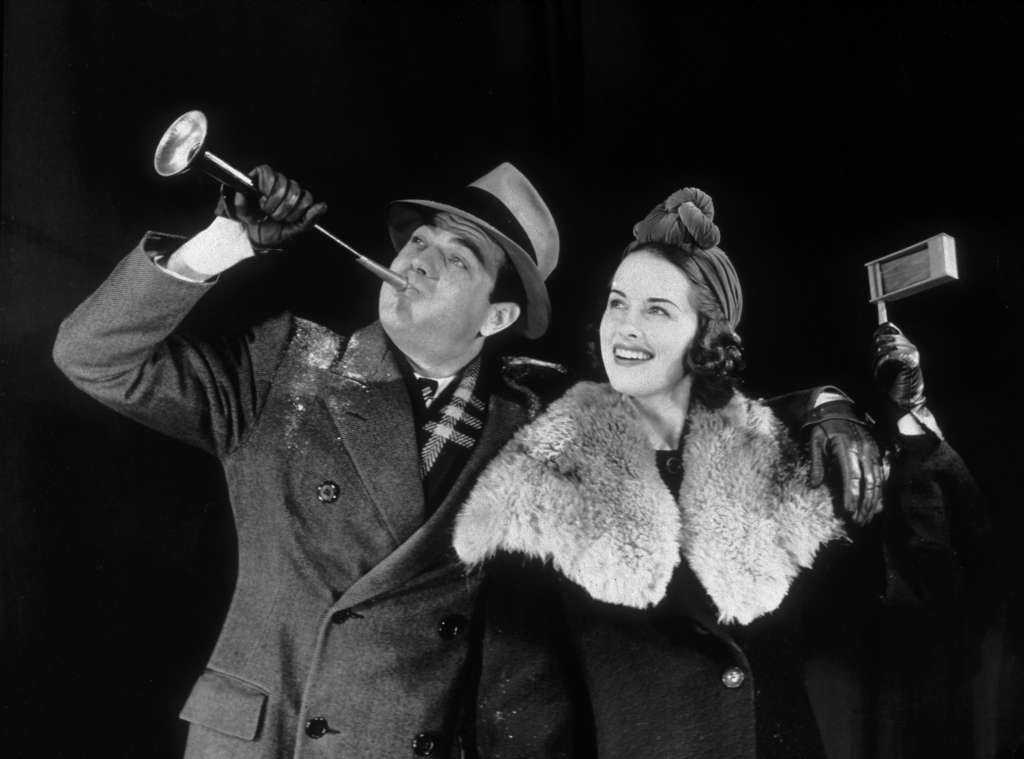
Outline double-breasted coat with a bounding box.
[52,234,555,759]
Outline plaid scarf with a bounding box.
[419,356,488,478]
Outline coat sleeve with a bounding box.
[871,433,1001,758]
[52,233,293,457]
[765,385,857,432]
[881,433,992,607]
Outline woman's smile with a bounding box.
[612,345,654,363]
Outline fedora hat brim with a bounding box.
[387,199,551,339]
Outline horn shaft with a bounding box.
[201,150,258,194]
[155,111,406,290]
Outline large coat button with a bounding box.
[305,716,332,738]
[411,731,442,756]
[721,666,746,688]
[437,615,467,640]
[316,481,340,504]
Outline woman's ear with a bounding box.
[479,302,522,338]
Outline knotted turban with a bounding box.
[632,187,743,329]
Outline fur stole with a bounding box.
[454,381,845,624]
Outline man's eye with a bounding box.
[449,256,467,269]
[411,235,425,247]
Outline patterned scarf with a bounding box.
[419,356,487,478]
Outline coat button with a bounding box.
[721,666,746,688]
[411,731,442,756]
[316,480,340,504]
[437,615,467,640]
[305,716,333,738]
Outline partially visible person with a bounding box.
[454,188,990,758]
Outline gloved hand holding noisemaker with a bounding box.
[871,322,943,439]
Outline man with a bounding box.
[53,163,879,758]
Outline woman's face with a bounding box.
[599,249,699,403]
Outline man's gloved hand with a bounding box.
[872,322,943,439]
[216,164,328,249]
[807,400,885,525]
[873,322,926,413]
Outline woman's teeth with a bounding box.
[614,347,652,360]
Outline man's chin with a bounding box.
[379,315,422,351]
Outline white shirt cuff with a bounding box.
[897,407,944,439]
[814,390,846,407]
[163,217,255,281]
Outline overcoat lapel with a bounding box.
[339,391,529,609]
[326,322,426,546]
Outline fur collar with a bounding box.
[454,382,844,624]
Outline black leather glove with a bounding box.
[872,322,942,438]
[873,322,925,411]
[806,399,885,525]
[216,164,327,249]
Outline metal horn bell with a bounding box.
[154,110,207,177]
[152,109,406,290]
[154,110,270,195]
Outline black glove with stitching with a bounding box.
[806,399,884,525]
[873,322,926,414]
[872,321,942,440]
[216,164,327,249]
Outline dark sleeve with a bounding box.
[52,233,293,456]
[764,385,855,433]
[465,557,588,759]
[872,434,1001,758]
[881,433,992,608]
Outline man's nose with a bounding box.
[409,247,437,277]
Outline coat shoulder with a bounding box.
[497,355,574,419]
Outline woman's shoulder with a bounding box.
[507,380,634,457]
[548,379,621,414]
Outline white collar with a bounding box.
[413,371,456,407]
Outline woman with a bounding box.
[453,189,987,758]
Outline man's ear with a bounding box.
[479,302,522,338]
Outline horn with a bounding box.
[153,110,406,290]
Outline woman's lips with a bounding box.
[612,345,653,362]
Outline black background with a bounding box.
[2,1,1022,756]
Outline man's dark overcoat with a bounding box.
[52,233,549,759]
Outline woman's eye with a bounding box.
[607,298,625,310]
[411,235,425,248]
[449,256,467,269]
[648,305,669,317]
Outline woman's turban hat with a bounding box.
[632,187,743,329]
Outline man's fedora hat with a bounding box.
[387,162,559,339]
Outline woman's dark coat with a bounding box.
[453,381,991,759]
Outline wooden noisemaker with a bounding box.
[865,233,958,324]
